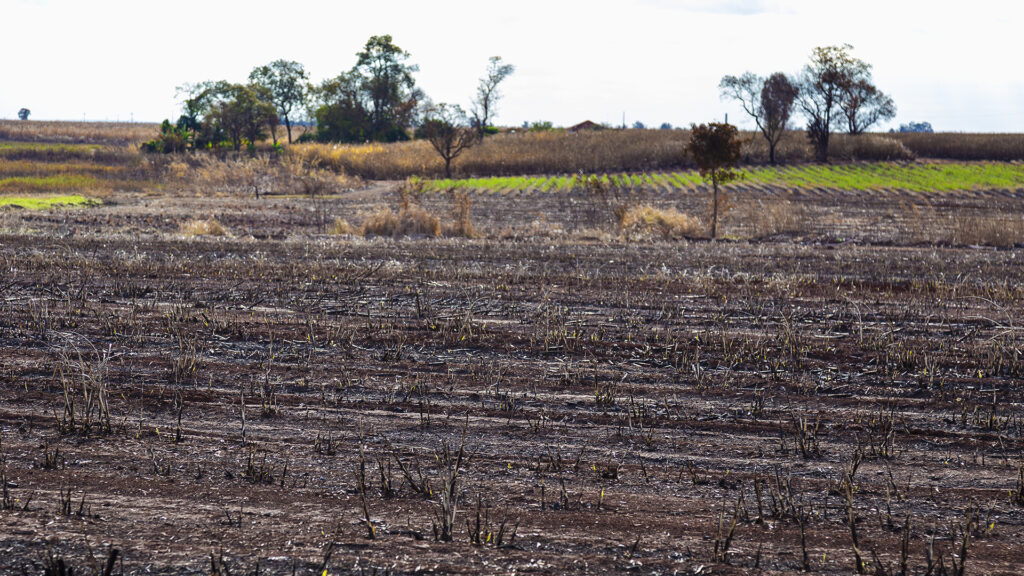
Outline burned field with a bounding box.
[1,185,1024,575]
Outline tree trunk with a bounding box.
[285,118,293,144]
[711,173,719,240]
[815,132,829,162]
[444,157,452,179]
[769,141,776,165]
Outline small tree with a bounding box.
[17,108,30,121]
[354,35,420,141]
[420,104,478,178]
[720,72,797,165]
[688,123,743,239]
[471,56,515,136]
[249,59,309,144]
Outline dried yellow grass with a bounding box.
[180,218,228,237]
[619,204,703,239]
[948,214,1024,247]
[0,120,159,146]
[362,206,441,238]
[329,218,353,235]
[443,191,477,238]
[738,200,806,238]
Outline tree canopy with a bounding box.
[249,60,309,144]
[688,122,743,239]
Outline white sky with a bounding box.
[4,0,1023,132]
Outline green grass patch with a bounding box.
[416,162,1024,194]
[0,174,102,192]
[0,195,101,210]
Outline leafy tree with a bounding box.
[175,81,235,148]
[249,59,309,144]
[840,78,895,135]
[688,122,743,239]
[659,122,673,130]
[210,85,277,151]
[632,121,646,129]
[17,108,30,121]
[312,71,370,143]
[720,72,798,165]
[354,35,420,141]
[420,103,478,178]
[471,56,515,136]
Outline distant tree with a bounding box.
[899,121,933,133]
[471,56,515,136]
[420,103,478,178]
[210,85,278,151]
[17,108,30,121]
[688,122,743,239]
[659,122,673,130]
[354,35,420,141]
[632,121,646,129]
[249,59,309,144]
[840,78,896,134]
[175,81,235,148]
[796,45,891,161]
[528,120,554,132]
[313,71,371,143]
[720,71,797,165]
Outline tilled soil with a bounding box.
[1,187,1023,575]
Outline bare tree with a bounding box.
[688,122,743,239]
[720,72,797,165]
[471,56,515,136]
[840,78,896,135]
[796,45,892,161]
[421,104,479,178]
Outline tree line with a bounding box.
[143,34,514,166]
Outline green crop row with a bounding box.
[418,162,1024,194]
[0,175,103,192]
[0,195,100,210]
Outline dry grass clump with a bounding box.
[329,218,353,235]
[179,218,228,237]
[618,204,703,239]
[948,214,1024,247]
[828,135,915,162]
[737,200,807,238]
[443,191,477,238]
[362,205,441,238]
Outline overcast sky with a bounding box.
[4,0,1023,132]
